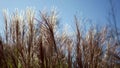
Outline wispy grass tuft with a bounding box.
[0,8,120,68]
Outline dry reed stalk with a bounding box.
[74,16,83,68]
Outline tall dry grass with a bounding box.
[0,8,120,68]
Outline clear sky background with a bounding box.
[0,0,120,34]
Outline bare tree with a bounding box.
[108,0,119,44]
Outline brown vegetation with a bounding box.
[0,9,120,68]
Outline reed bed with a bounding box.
[0,8,120,68]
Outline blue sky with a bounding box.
[0,0,120,34]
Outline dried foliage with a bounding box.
[0,8,120,68]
